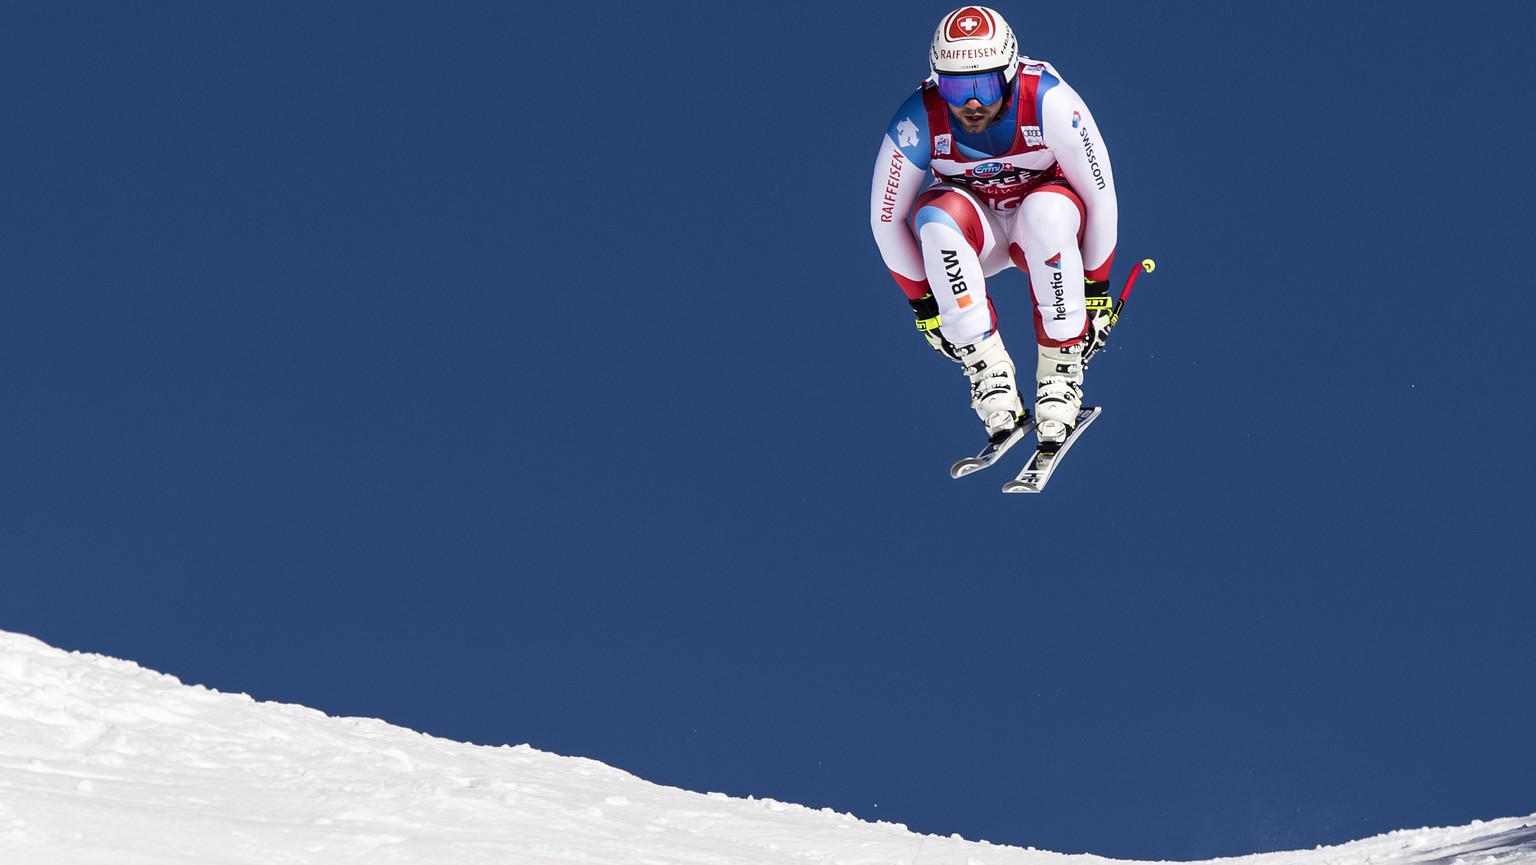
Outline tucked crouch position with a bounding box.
[870,5,1119,448]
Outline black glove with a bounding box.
[1081,279,1115,364]
[909,292,941,331]
[908,293,961,360]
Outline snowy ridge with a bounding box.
[0,629,1531,865]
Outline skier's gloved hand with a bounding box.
[1080,279,1115,364]
[909,292,941,332]
[909,293,961,360]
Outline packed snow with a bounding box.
[0,629,1531,864]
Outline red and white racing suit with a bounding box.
[869,58,1117,349]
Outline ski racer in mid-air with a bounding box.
[869,5,1119,451]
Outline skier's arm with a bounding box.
[869,91,934,302]
[1040,76,1118,281]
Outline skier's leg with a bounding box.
[1009,185,1089,445]
[911,187,1023,440]
[913,186,998,346]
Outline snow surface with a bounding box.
[1,629,1532,865]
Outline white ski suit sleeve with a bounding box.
[868,89,937,302]
[1036,76,1117,281]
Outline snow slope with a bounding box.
[0,629,1532,865]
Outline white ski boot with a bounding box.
[1035,341,1084,449]
[954,332,1025,443]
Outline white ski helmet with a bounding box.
[929,6,1019,80]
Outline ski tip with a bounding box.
[950,460,983,479]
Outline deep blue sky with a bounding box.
[4,2,1533,860]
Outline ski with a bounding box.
[1000,406,1102,493]
[949,415,1037,478]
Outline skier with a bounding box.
[870,5,1118,450]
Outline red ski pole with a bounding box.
[1110,258,1156,328]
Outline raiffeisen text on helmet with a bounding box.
[938,47,1002,62]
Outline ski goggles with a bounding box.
[935,70,1009,108]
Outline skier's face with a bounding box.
[949,97,1004,133]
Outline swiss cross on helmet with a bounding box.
[929,6,1019,80]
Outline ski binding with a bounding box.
[1000,406,1102,493]
[950,414,1037,478]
